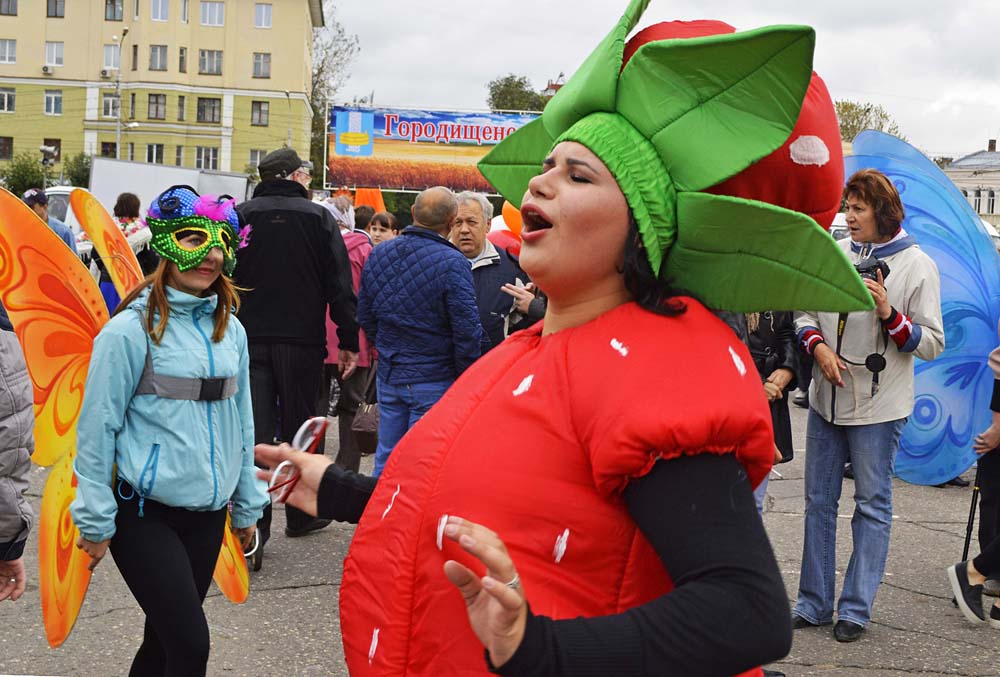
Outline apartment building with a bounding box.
[0,0,322,174]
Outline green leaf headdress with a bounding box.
[479,0,871,313]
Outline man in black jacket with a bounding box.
[235,148,359,557]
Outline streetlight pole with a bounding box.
[284,90,292,148]
[115,27,130,160]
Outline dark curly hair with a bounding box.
[844,169,904,238]
[113,192,141,220]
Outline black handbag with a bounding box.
[351,367,379,456]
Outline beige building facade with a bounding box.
[0,0,322,174]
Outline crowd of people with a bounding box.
[1,5,998,677]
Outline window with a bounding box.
[250,101,269,126]
[175,145,183,166]
[200,1,223,26]
[0,39,14,64]
[177,95,185,121]
[0,88,14,113]
[198,49,222,75]
[104,44,121,69]
[249,149,265,167]
[128,142,134,161]
[196,97,220,123]
[131,44,138,70]
[0,0,16,16]
[105,0,123,21]
[254,3,271,28]
[133,0,139,18]
[151,0,167,20]
[0,137,11,161]
[252,52,270,78]
[178,46,187,72]
[146,143,164,164]
[45,42,64,67]
[129,92,136,118]
[195,146,218,170]
[101,92,119,118]
[989,190,997,216]
[147,93,166,119]
[47,0,65,18]
[100,142,117,158]
[149,45,167,71]
[44,90,62,115]
[43,138,61,162]
[181,0,188,22]
[975,189,982,213]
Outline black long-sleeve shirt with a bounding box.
[317,453,790,676]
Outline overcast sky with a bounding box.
[334,0,1000,160]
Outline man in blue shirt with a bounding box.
[22,188,78,254]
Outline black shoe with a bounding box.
[948,562,985,623]
[935,475,971,488]
[833,620,865,642]
[792,392,809,409]
[285,518,332,538]
[792,615,828,629]
[843,463,854,480]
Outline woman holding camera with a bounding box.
[793,169,945,642]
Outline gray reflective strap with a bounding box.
[132,308,238,401]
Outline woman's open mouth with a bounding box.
[521,205,553,234]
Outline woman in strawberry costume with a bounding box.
[255,1,872,674]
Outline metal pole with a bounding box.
[962,464,983,562]
[115,28,129,160]
[285,90,292,148]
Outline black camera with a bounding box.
[854,247,890,282]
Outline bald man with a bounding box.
[357,186,486,477]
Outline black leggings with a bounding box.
[110,483,227,677]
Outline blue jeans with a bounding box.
[372,378,452,478]
[793,408,906,627]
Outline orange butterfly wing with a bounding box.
[0,187,105,647]
[213,513,250,603]
[69,189,143,299]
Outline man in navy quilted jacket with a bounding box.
[358,187,485,477]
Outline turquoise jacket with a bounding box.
[71,286,267,542]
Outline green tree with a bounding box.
[932,156,954,170]
[486,74,546,112]
[0,152,51,198]
[63,152,92,187]
[835,100,906,143]
[309,1,359,189]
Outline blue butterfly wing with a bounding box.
[846,133,1000,485]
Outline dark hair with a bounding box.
[370,211,399,232]
[354,205,375,230]
[622,215,688,317]
[113,192,141,220]
[844,169,904,238]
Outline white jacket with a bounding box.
[796,235,944,425]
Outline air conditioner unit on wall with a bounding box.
[41,65,52,75]
[100,69,110,79]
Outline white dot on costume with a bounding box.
[610,338,629,357]
[381,484,400,520]
[436,514,449,550]
[368,628,380,666]
[729,346,747,377]
[553,529,569,563]
[789,135,830,167]
[512,374,533,397]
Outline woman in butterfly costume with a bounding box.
[70,186,267,676]
[255,2,874,674]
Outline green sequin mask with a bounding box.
[147,215,239,276]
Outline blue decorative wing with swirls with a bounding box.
[846,131,1000,485]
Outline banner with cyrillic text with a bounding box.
[326,107,539,193]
